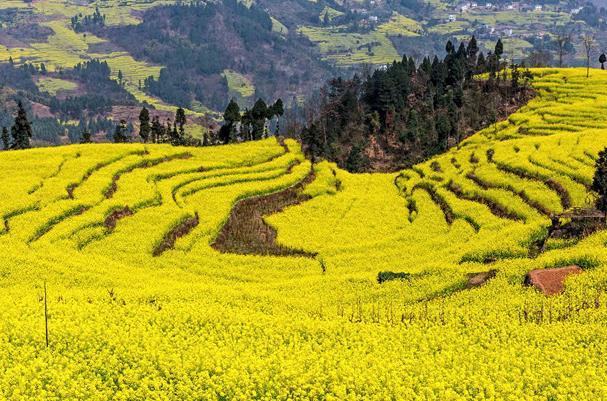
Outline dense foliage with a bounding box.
[70,7,106,33]
[297,37,534,172]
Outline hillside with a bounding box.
[1,0,605,125]
[103,1,333,110]
[2,68,607,399]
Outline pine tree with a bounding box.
[1,127,9,150]
[593,147,607,222]
[175,107,186,143]
[467,35,479,60]
[600,53,606,70]
[139,107,151,143]
[476,52,486,73]
[11,101,32,149]
[270,99,284,134]
[301,122,323,160]
[466,36,479,80]
[117,70,124,87]
[251,99,268,140]
[494,39,504,60]
[445,40,455,55]
[346,143,368,173]
[220,99,241,144]
[113,119,129,143]
[170,122,180,146]
[202,131,211,146]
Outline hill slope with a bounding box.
[2,68,607,399]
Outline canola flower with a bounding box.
[2,69,607,399]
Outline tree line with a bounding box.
[218,98,284,144]
[70,7,106,33]
[293,37,533,172]
[130,106,189,146]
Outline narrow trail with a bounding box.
[466,171,552,216]
[413,182,455,225]
[446,180,525,222]
[66,150,147,199]
[154,213,200,257]
[104,152,192,199]
[28,155,71,195]
[492,160,572,210]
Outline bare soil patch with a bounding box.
[524,266,582,295]
[212,170,317,257]
[153,214,200,257]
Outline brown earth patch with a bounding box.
[153,213,200,257]
[465,269,497,289]
[30,102,54,118]
[104,207,134,231]
[212,170,317,257]
[524,265,582,295]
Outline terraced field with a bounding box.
[0,0,209,117]
[3,68,607,399]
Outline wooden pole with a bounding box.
[44,282,49,347]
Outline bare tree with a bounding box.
[582,33,596,78]
[555,28,572,67]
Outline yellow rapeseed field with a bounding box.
[3,68,607,400]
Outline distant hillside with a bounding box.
[103,0,334,110]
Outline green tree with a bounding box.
[175,107,186,140]
[510,64,521,92]
[251,99,268,140]
[445,40,455,55]
[270,98,284,134]
[466,36,479,80]
[592,147,607,222]
[1,127,9,150]
[301,122,324,160]
[240,109,253,141]
[220,99,241,144]
[113,119,129,143]
[467,35,479,60]
[170,122,181,146]
[494,39,504,60]
[139,107,151,143]
[11,101,32,149]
